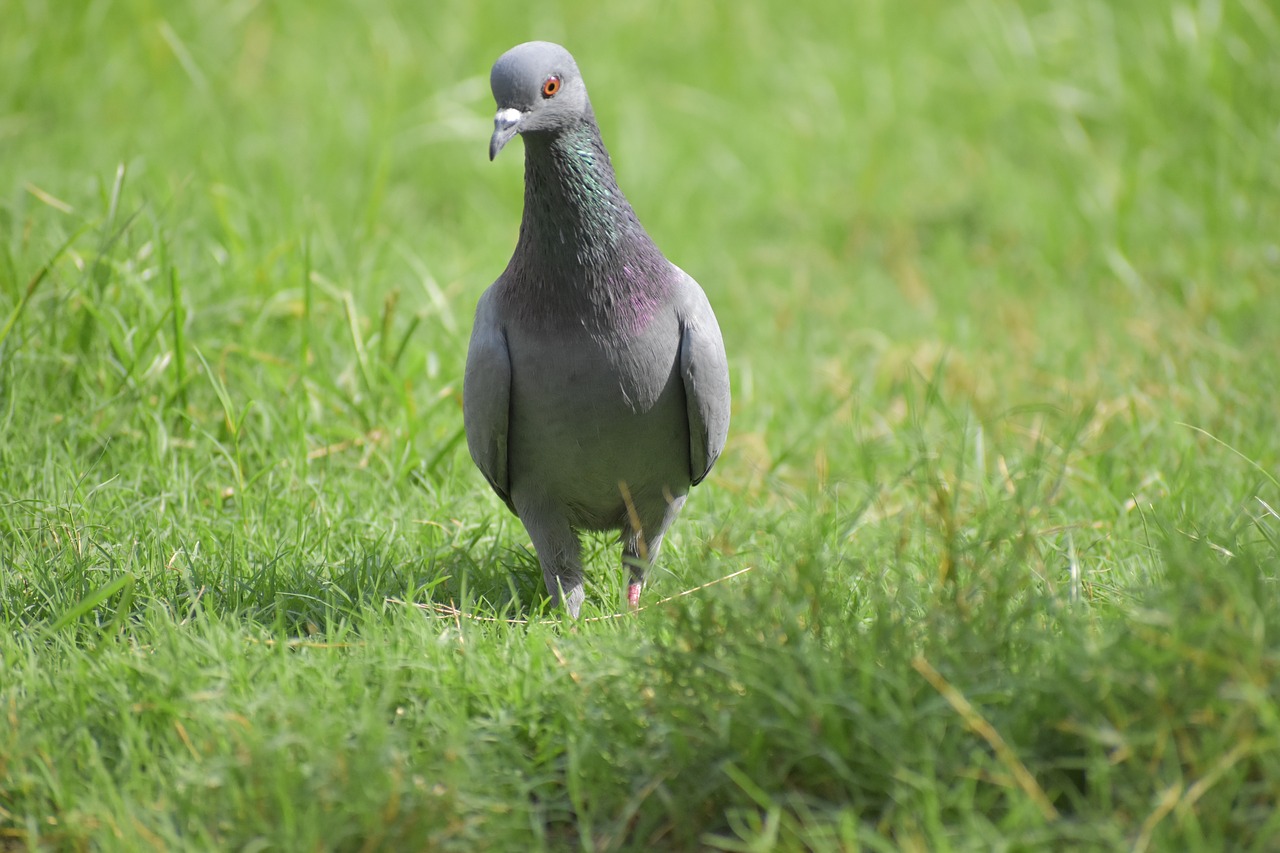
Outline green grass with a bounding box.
[3,0,1279,848]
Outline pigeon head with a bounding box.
[488,41,591,161]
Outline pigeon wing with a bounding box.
[676,270,731,485]
[463,289,515,512]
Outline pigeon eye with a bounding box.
[541,76,561,98]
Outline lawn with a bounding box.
[3,0,1279,849]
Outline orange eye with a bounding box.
[541,76,561,98]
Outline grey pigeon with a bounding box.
[464,41,731,617]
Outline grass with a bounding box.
[3,0,1279,848]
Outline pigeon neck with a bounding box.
[503,112,676,333]
[516,115,657,274]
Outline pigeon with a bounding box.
[463,41,731,617]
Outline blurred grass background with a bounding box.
[3,0,1279,849]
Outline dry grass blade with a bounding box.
[912,655,1060,822]
[389,565,756,624]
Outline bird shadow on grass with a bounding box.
[424,542,548,620]
[215,538,571,632]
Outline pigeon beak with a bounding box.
[489,108,524,160]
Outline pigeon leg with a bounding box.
[517,505,586,618]
[622,544,645,610]
[621,493,687,609]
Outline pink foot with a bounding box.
[627,582,642,610]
